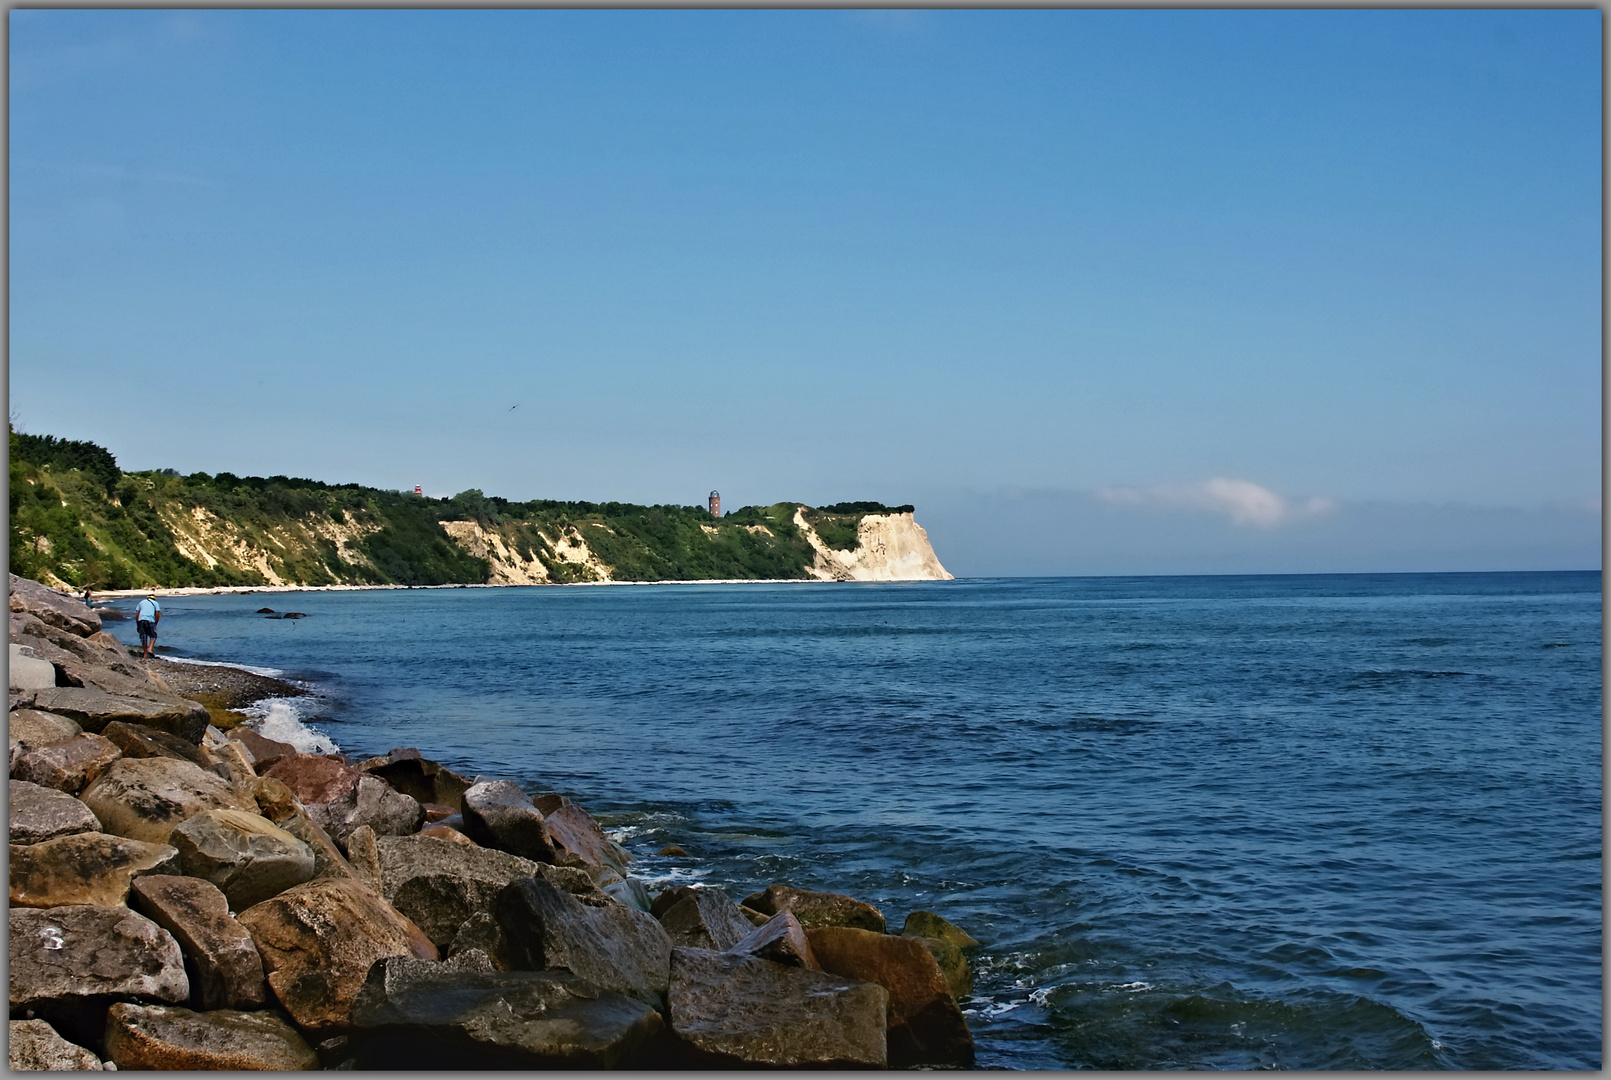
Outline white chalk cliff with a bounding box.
[793,509,954,582]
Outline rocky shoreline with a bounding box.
[9,573,979,1070]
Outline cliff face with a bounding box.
[793,509,953,582]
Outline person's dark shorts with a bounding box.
[137,620,157,645]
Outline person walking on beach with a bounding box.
[136,593,162,659]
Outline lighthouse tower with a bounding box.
[708,491,722,518]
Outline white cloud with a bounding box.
[1095,477,1338,529]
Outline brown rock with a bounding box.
[244,775,299,822]
[901,908,980,947]
[9,1018,105,1070]
[667,946,887,1068]
[650,884,701,919]
[262,753,359,804]
[236,877,428,1034]
[100,720,211,768]
[658,844,688,857]
[422,824,478,845]
[544,802,630,875]
[79,757,257,845]
[170,809,317,910]
[227,729,296,771]
[10,779,101,844]
[104,1003,318,1070]
[9,708,83,752]
[11,832,180,908]
[10,905,189,1050]
[906,935,972,999]
[29,686,208,744]
[806,925,975,1066]
[345,824,384,891]
[738,904,770,926]
[728,911,819,970]
[531,791,569,815]
[13,733,122,794]
[208,739,256,785]
[742,883,887,933]
[129,875,267,1010]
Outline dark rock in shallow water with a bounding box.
[9,779,101,845]
[10,904,189,1051]
[807,925,975,1067]
[545,801,631,876]
[742,882,887,933]
[348,957,664,1069]
[658,843,689,857]
[103,1002,318,1070]
[497,875,672,1008]
[255,608,275,614]
[130,875,267,1011]
[656,887,756,951]
[462,778,556,862]
[667,946,887,1068]
[902,908,980,947]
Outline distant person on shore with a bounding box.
[136,593,162,659]
[83,586,93,609]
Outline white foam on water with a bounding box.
[630,865,711,888]
[159,655,288,678]
[247,698,340,755]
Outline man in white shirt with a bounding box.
[136,593,162,659]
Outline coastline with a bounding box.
[91,577,931,599]
[10,572,979,1069]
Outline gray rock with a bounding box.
[667,946,887,1068]
[9,709,85,753]
[9,574,101,637]
[10,780,101,844]
[169,809,316,911]
[356,750,473,813]
[129,875,267,1011]
[98,721,211,769]
[9,1018,105,1070]
[601,875,654,912]
[446,912,515,970]
[10,832,180,908]
[9,905,189,1050]
[103,1003,318,1070]
[10,644,58,691]
[306,774,424,851]
[496,876,672,1008]
[80,757,257,845]
[372,832,595,949]
[348,957,664,1069]
[29,687,207,745]
[12,734,122,795]
[742,883,887,933]
[462,778,556,862]
[657,887,756,950]
[728,911,819,970]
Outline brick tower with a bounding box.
[708,490,722,518]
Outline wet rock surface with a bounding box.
[103,1002,319,1070]
[349,957,665,1068]
[657,886,757,951]
[129,875,267,1010]
[667,946,888,1068]
[10,779,101,845]
[497,875,672,1007]
[808,925,975,1067]
[742,882,888,933]
[10,832,180,908]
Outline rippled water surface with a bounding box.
[111,573,1602,1069]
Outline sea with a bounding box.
[104,572,1602,1070]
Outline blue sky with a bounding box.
[9,10,1601,574]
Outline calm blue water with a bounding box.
[109,573,1601,1069]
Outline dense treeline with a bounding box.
[10,428,907,589]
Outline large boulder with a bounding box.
[9,644,57,691]
[306,774,425,850]
[371,833,570,950]
[227,728,296,770]
[8,708,83,752]
[356,748,473,813]
[103,1003,318,1071]
[10,779,100,844]
[11,832,180,908]
[9,574,101,637]
[100,720,213,769]
[129,876,267,1011]
[667,946,887,1068]
[742,883,886,933]
[261,753,360,805]
[462,778,556,862]
[9,1018,105,1070]
[244,776,361,883]
[235,877,433,1035]
[656,887,757,951]
[545,802,630,876]
[10,905,189,1051]
[170,809,317,911]
[348,957,665,1069]
[728,911,819,970]
[497,876,672,1008]
[901,909,980,947]
[79,757,257,845]
[807,925,975,1066]
[12,733,122,794]
[900,910,978,999]
[30,687,207,745]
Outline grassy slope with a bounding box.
[11,430,906,588]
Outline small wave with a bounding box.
[246,699,340,755]
[160,655,288,678]
[629,865,712,887]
